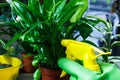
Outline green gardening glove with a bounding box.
[58,58,120,80]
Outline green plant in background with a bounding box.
[92,0,111,4]
[85,16,120,62]
[0,39,15,56]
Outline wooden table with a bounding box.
[17,73,34,80]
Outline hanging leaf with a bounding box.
[6,32,22,48]
[111,41,120,48]
[76,23,93,40]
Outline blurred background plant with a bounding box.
[110,0,120,56]
[84,15,120,62]
[0,39,14,56]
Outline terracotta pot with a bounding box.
[22,53,36,73]
[40,67,62,80]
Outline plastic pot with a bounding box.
[22,53,36,73]
[0,55,21,80]
[40,67,62,80]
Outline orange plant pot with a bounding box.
[22,53,36,73]
[40,67,62,80]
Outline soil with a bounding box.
[0,63,12,69]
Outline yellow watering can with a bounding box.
[60,39,111,77]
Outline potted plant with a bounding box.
[2,0,101,80]
[0,40,21,80]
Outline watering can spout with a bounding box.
[61,39,70,47]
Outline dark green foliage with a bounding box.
[1,0,98,69]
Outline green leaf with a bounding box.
[28,0,43,20]
[97,37,108,46]
[54,0,66,18]
[58,7,76,27]
[28,0,36,7]
[58,0,88,26]
[114,34,120,38]
[0,40,6,49]
[0,22,17,26]
[43,0,54,11]
[21,23,41,41]
[85,16,111,32]
[81,17,100,28]
[42,0,55,20]
[70,0,88,23]
[100,47,109,52]
[111,41,120,48]
[114,24,120,28]
[6,33,22,48]
[11,1,35,24]
[76,23,93,40]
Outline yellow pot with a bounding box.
[0,55,21,80]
